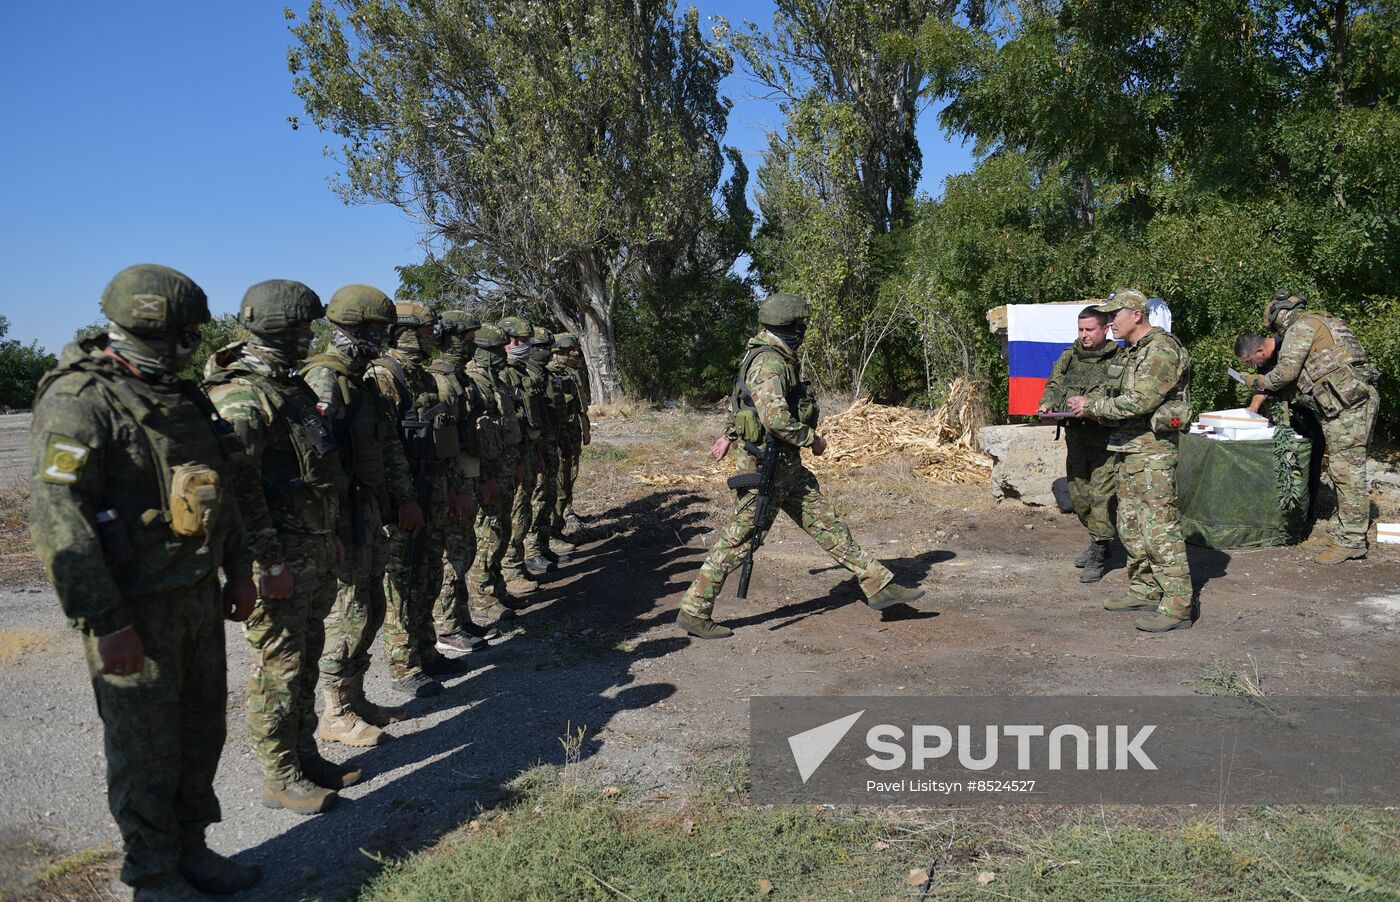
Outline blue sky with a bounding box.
[0,2,973,354]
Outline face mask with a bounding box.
[506,343,532,363]
[394,326,435,359]
[332,324,384,361]
[108,325,198,378]
[530,346,551,364]
[250,329,313,371]
[474,345,506,371]
[767,321,806,352]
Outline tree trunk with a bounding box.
[574,251,624,404]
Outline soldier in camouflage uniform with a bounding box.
[429,310,494,652]
[204,280,359,817]
[465,324,527,618]
[676,293,926,639]
[1068,290,1195,633]
[303,286,424,748]
[369,302,473,696]
[549,333,589,552]
[1038,305,1120,582]
[499,315,549,593]
[525,326,567,571]
[29,265,261,899]
[1244,291,1380,563]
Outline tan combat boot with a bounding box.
[676,610,734,639]
[318,682,386,747]
[1315,543,1366,564]
[261,776,337,815]
[1104,595,1158,612]
[347,673,402,728]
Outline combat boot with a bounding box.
[475,599,516,623]
[1134,610,1194,633]
[1104,596,1158,612]
[347,674,403,727]
[179,844,262,895]
[319,684,386,747]
[1073,540,1095,568]
[1079,541,1109,583]
[1315,544,1366,564]
[676,610,734,639]
[866,582,925,611]
[524,555,554,577]
[299,751,363,789]
[422,652,472,677]
[564,512,584,532]
[132,873,211,901]
[262,776,337,815]
[504,578,539,599]
[391,671,442,697]
[541,547,569,565]
[550,536,577,555]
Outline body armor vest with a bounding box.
[300,352,393,506]
[1291,312,1376,418]
[1102,329,1192,445]
[729,341,819,446]
[466,362,522,454]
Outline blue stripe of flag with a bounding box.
[1008,340,1072,379]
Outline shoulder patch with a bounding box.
[40,433,93,485]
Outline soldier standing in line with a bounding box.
[499,315,549,594]
[1068,289,1195,633]
[1243,291,1380,563]
[549,333,588,554]
[369,302,473,696]
[676,292,926,639]
[30,264,261,899]
[428,310,495,652]
[303,286,424,748]
[555,333,592,535]
[1037,305,1121,582]
[204,281,356,816]
[465,324,529,620]
[525,326,568,573]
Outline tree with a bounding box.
[0,316,57,410]
[289,0,742,403]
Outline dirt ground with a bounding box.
[2,407,1399,898]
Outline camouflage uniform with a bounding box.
[204,334,345,789]
[466,326,525,607]
[1251,308,1379,550]
[678,330,894,620]
[1041,340,1120,543]
[1084,323,1193,621]
[526,328,565,561]
[28,266,252,889]
[501,319,548,584]
[552,334,591,535]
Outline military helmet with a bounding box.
[326,285,393,327]
[1267,289,1307,330]
[757,292,811,326]
[554,333,578,350]
[440,310,482,333]
[530,326,554,346]
[394,300,436,327]
[474,323,507,347]
[102,264,210,334]
[499,315,533,340]
[239,280,323,335]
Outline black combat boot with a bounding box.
[1073,540,1095,568]
[1079,540,1109,583]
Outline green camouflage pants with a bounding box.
[320,499,387,688]
[554,439,581,532]
[244,532,337,783]
[1319,388,1379,549]
[470,466,516,601]
[83,577,226,887]
[1117,449,1192,618]
[678,454,893,620]
[435,483,479,636]
[527,436,560,557]
[1065,429,1117,542]
[383,483,448,680]
[502,450,537,580]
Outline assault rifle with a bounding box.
[401,402,448,593]
[726,435,779,599]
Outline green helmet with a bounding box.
[474,323,507,347]
[1267,290,1307,332]
[499,315,533,340]
[102,264,210,334]
[757,292,811,326]
[440,310,482,333]
[394,300,437,327]
[239,280,323,335]
[530,326,554,346]
[326,285,393,328]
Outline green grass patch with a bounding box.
[581,442,630,463]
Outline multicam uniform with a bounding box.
[1041,340,1120,544]
[501,338,548,583]
[1084,326,1194,620]
[550,340,589,536]
[1252,310,1379,551]
[466,330,525,606]
[678,330,895,620]
[526,332,566,561]
[429,347,485,636]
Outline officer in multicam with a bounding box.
[465,323,528,620]
[549,333,589,552]
[369,302,473,696]
[524,326,567,572]
[1037,305,1120,583]
[303,286,424,748]
[428,309,495,653]
[29,264,261,899]
[676,292,926,639]
[204,280,356,817]
[499,315,550,594]
[1244,291,1380,563]
[1068,289,1195,633]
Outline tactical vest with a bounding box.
[1102,329,1192,446]
[300,352,392,504]
[428,358,482,478]
[1290,312,1376,418]
[373,354,460,462]
[504,361,543,442]
[1045,343,1119,433]
[465,361,522,455]
[548,359,582,437]
[540,364,567,435]
[204,347,348,507]
[34,340,243,559]
[729,341,819,446]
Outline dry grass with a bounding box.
[0,483,41,585]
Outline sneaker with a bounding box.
[422,653,472,676]
[436,631,484,654]
[390,672,442,698]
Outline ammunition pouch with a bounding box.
[795,387,819,429]
[169,463,221,538]
[733,407,764,444]
[1310,368,1371,419]
[727,472,764,492]
[1150,399,1194,434]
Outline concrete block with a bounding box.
[978,423,1064,507]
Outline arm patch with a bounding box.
[40,433,93,485]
